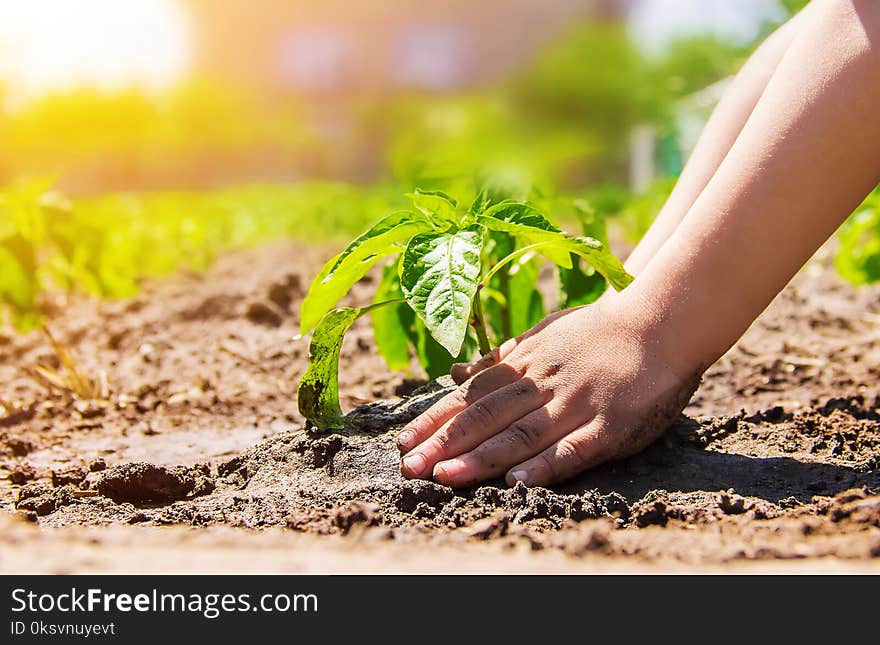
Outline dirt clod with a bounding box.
[245,301,284,327]
[16,484,78,516]
[9,463,36,485]
[51,466,87,488]
[95,463,215,504]
[332,501,381,534]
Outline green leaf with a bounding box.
[559,236,633,291]
[477,203,572,268]
[299,211,431,334]
[412,318,460,379]
[559,257,607,308]
[298,307,363,430]
[506,256,546,335]
[371,259,414,371]
[400,225,485,356]
[407,189,459,224]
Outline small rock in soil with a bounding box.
[464,512,509,539]
[718,492,747,515]
[267,274,301,312]
[1,434,34,457]
[632,493,670,527]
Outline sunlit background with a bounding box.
[0,0,823,331]
[0,0,803,195]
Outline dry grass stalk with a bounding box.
[32,328,109,400]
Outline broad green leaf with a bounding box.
[482,229,631,292]
[326,210,425,276]
[572,198,609,246]
[478,203,571,268]
[407,189,459,224]
[400,225,485,356]
[298,307,364,430]
[559,258,607,308]
[557,236,633,291]
[412,318,461,379]
[371,259,414,371]
[299,212,431,334]
[506,256,545,336]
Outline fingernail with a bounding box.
[434,459,466,481]
[397,430,414,451]
[508,470,530,486]
[402,453,427,477]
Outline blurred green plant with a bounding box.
[0,80,318,192]
[835,186,880,285]
[0,179,400,331]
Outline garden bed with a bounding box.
[2,240,879,572]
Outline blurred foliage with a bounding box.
[615,177,676,243]
[835,186,880,285]
[651,36,748,98]
[0,80,318,193]
[515,23,663,142]
[6,2,876,338]
[382,94,601,196]
[0,179,400,331]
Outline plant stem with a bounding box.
[471,289,492,356]
[479,241,551,290]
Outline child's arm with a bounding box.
[621,4,809,276]
[397,0,880,488]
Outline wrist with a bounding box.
[604,278,712,382]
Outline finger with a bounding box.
[450,337,520,385]
[432,402,576,487]
[396,361,524,454]
[505,420,611,487]
[401,379,547,480]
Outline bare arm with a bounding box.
[622,4,811,275]
[625,0,880,375]
[397,0,880,489]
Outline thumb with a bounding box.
[450,337,520,385]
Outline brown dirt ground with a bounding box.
[1,240,879,573]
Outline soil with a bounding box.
[1,240,880,573]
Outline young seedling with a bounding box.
[297,178,633,431]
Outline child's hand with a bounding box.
[396,300,701,487]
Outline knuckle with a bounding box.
[465,400,498,428]
[510,379,536,398]
[424,436,448,457]
[556,438,590,470]
[479,347,501,367]
[535,452,559,480]
[468,446,499,471]
[506,421,541,450]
